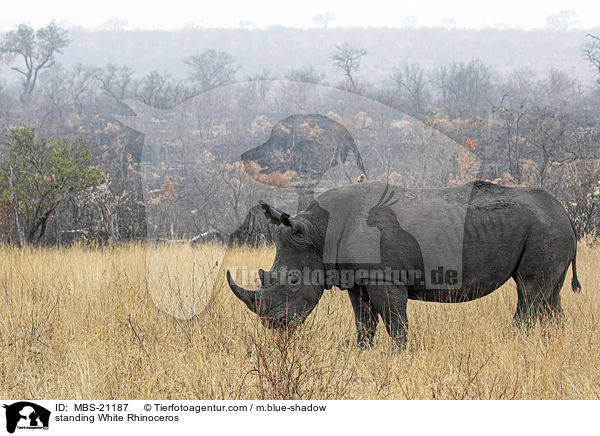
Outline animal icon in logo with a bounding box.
[3,402,50,433]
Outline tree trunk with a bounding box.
[8,165,25,247]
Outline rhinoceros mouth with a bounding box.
[228,270,316,328]
[261,303,314,329]
[262,312,308,330]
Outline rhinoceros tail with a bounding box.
[570,220,581,293]
[571,246,581,293]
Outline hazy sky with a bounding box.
[1,0,599,30]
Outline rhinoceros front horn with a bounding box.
[227,271,261,314]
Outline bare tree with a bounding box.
[436,59,494,118]
[95,63,135,104]
[102,18,129,31]
[245,68,276,104]
[67,64,101,115]
[133,70,192,108]
[584,34,600,85]
[0,22,69,102]
[313,12,335,30]
[559,160,600,236]
[38,65,71,133]
[184,49,238,92]
[285,66,324,84]
[524,109,579,188]
[546,10,579,31]
[330,43,367,91]
[392,63,430,116]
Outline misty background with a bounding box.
[0,10,599,246]
[1,25,598,84]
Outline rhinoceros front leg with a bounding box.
[366,283,408,350]
[348,286,379,349]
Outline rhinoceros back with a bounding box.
[316,182,474,289]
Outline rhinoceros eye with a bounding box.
[288,271,301,286]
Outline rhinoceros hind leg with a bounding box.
[513,265,568,325]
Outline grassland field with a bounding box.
[1,240,599,399]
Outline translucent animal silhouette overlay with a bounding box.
[318,181,469,289]
[114,80,480,319]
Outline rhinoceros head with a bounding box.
[226,201,327,328]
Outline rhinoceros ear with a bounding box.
[260,202,307,234]
[260,201,286,225]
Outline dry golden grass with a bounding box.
[1,240,599,399]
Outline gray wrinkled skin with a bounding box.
[227,181,581,349]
